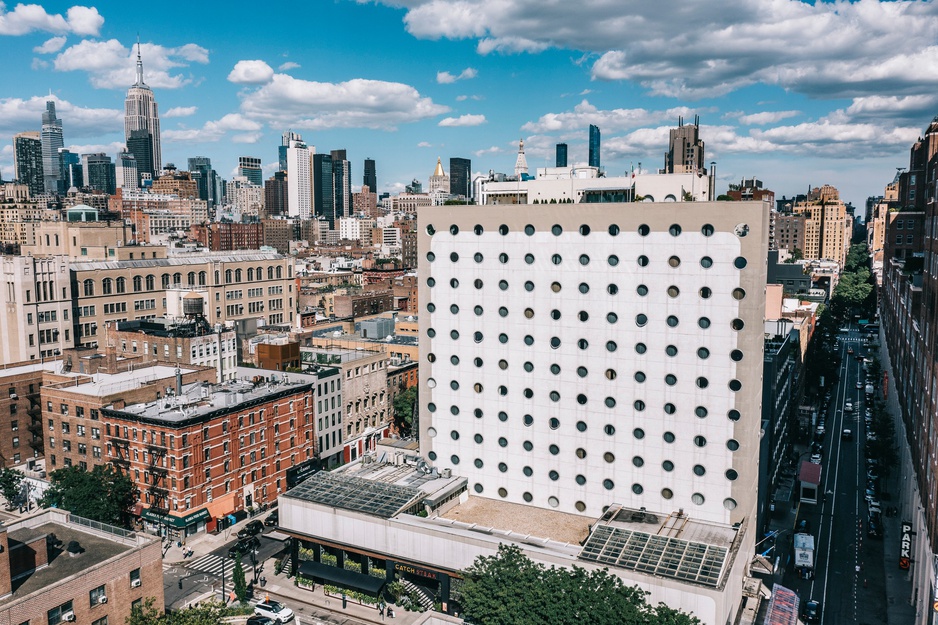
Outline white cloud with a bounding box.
[238,73,449,130]
[438,114,486,127]
[162,113,261,143]
[33,35,66,53]
[736,110,800,125]
[64,140,126,156]
[164,106,198,118]
[521,99,699,134]
[278,61,300,71]
[228,60,275,85]
[53,39,210,89]
[417,141,433,148]
[232,132,262,144]
[455,94,483,101]
[473,145,503,157]
[0,2,102,36]
[436,67,477,84]
[0,95,121,138]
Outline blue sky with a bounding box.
[2,0,937,206]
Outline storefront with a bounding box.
[141,507,211,538]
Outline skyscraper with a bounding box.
[449,157,471,199]
[588,124,601,169]
[312,153,335,227]
[81,153,116,194]
[13,132,43,197]
[280,131,301,173]
[124,41,162,178]
[59,149,82,189]
[555,143,568,168]
[286,137,311,219]
[363,158,377,194]
[238,156,263,186]
[666,116,705,174]
[264,171,288,217]
[116,151,138,191]
[188,156,218,207]
[41,101,64,194]
[126,130,153,185]
[331,150,351,220]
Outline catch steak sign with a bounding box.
[899,521,913,570]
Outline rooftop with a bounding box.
[285,471,424,519]
[47,364,199,397]
[439,496,592,545]
[69,251,283,271]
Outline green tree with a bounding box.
[0,468,24,510]
[716,194,736,201]
[459,544,700,625]
[392,386,417,436]
[40,465,138,526]
[126,598,248,625]
[233,554,248,603]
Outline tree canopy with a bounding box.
[40,465,137,526]
[127,598,250,625]
[392,386,417,436]
[459,544,700,625]
[0,468,24,510]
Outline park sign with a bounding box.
[899,521,913,570]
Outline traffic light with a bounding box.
[178,579,183,589]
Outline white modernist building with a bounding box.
[287,138,312,220]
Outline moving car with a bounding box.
[264,511,279,526]
[845,401,854,412]
[848,347,854,355]
[227,536,260,559]
[842,429,853,441]
[254,600,295,623]
[802,599,821,622]
[237,520,264,539]
[856,381,863,389]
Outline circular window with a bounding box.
[633,428,645,439]
[523,414,533,426]
[451,455,460,465]
[735,223,749,237]
[499,224,509,235]
[662,488,674,499]
[551,282,562,293]
[472,331,482,342]
[609,224,620,236]
[636,314,648,327]
[550,309,561,320]
[576,421,587,432]
[727,439,740,451]
[693,465,706,476]
[549,417,561,430]
[667,285,680,298]
[700,256,713,268]
[474,408,483,419]
[604,397,616,408]
[551,254,562,265]
[522,492,533,502]
[578,283,590,294]
[497,386,507,396]
[523,465,533,476]
[664,403,676,415]
[524,253,534,265]
[426,224,436,235]
[473,483,483,493]
[497,437,508,448]
[524,335,534,346]
[549,391,560,402]
[734,257,748,269]
[450,330,460,340]
[427,303,436,313]
[699,287,712,299]
[474,357,483,367]
[665,345,678,357]
[451,355,460,365]
[726,469,738,481]
[638,224,650,236]
[427,252,436,262]
[474,458,483,468]
[428,353,436,362]
[473,382,483,393]
[667,315,679,327]
[633,400,645,411]
[604,424,616,436]
[498,306,508,318]
[605,312,618,325]
[694,435,707,448]
[449,224,459,235]
[695,406,708,418]
[450,304,459,314]
[498,280,509,290]
[668,256,681,268]
[662,460,674,471]
[728,409,741,421]
[547,496,560,509]
[696,347,709,360]
[607,284,619,295]
[634,371,646,383]
[635,342,649,355]
[550,337,561,349]
[427,328,436,338]
[427,403,436,413]
[498,488,508,498]
[732,288,746,300]
[579,254,590,266]
[576,366,588,378]
[523,361,534,372]
[499,253,509,264]
[474,252,483,263]
[665,374,677,386]
[729,379,742,392]
[450,380,461,391]
[603,452,615,463]
[449,278,460,289]
[498,360,508,371]
[474,279,483,289]
[473,305,483,316]
[724,498,738,510]
[632,483,644,495]
[696,317,711,329]
[603,479,615,490]
[549,444,560,455]
[731,318,745,331]
[669,224,682,236]
[632,456,644,468]
[548,470,559,482]
[575,310,588,322]
[450,405,460,415]
[498,463,508,473]
[428,451,437,461]
[578,224,591,235]
[524,308,534,319]
[576,476,587,487]
[550,364,561,375]
[692,493,705,506]
[608,255,619,266]
[637,255,649,267]
[450,252,459,262]
[551,224,563,236]
[696,377,709,389]
[701,224,715,236]
[524,224,535,235]
[524,281,535,292]
[731,350,744,362]
[607,341,618,353]
[427,277,436,287]
[663,432,675,443]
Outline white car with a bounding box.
[255,601,295,623]
[845,402,854,412]
[810,453,822,464]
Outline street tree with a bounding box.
[40,465,137,526]
[392,386,417,436]
[233,553,248,603]
[0,468,24,510]
[126,597,246,625]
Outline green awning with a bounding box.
[141,507,210,528]
[298,560,386,596]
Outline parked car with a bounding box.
[797,519,811,533]
[254,600,295,623]
[237,520,264,539]
[228,536,260,559]
[868,497,881,509]
[264,510,279,526]
[802,599,821,622]
[842,429,853,441]
[810,453,822,464]
[247,617,276,625]
[848,347,854,355]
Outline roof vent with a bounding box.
[66,540,83,557]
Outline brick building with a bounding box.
[0,360,61,466]
[884,211,924,261]
[191,222,264,252]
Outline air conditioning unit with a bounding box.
[98,595,108,604]
[62,612,76,622]
[131,579,142,588]
[9,393,17,400]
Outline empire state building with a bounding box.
[124,42,161,180]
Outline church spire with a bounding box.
[134,36,145,86]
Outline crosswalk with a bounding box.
[186,553,231,576]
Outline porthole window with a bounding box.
[525,253,534,264]
[724,498,737,510]
[449,278,459,289]
[523,465,533,476]
[604,425,615,436]
[499,224,509,235]
[551,254,562,265]
[579,224,590,235]
[638,224,650,236]
[547,496,560,508]
[551,282,562,293]
[524,281,535,292]
[472,224,482,235]
[692,493,705,506]
[605,397,616,408]
[474,279,483,289]
[701,224,714,236]
[451,355,460,365]
[603,479,615,490]
[523,492,533,502]
[524,335,534,345]
[427,403,436,413]
[473,483,483,493]
[450,252,459,262]
[666,345,678,357]
[607,283,619,295]
[669,224,682,236]
[498,488,508,498]
[474,305,483,316]
[450,304,459,314]
[498,280,509,290]
[523,388,533,398]
[551,224,563,236]
[427,252,436,262]
[474,252,483,263]
[449,224,459,235]
[578,283,590,294]
[474,458,483,468]
[426,224,436,235]
[451,330,460,340]
[662,488,674,499]
[632,484,644,495]
[523,361,534,372]
[662,460,674,471]
[634,371,645,382]
[608,255,619,266]
[700,256,713,268]
[637,255,649,267]
[696,377,709,389]
[732,288,746,300]
[450,405,460,415]
[694,435,707,448]
[697,347,710,359]
[632,456,644,468]
[576,421,587,432]
[550,309,561,320]
[578,310,589,322]
[668,256,681,268]
[450,380,460,390]
[498,359,508,370]
[498,463,508,473]
[474,357,483,367]
[427,328,436,338]
[550,337,561,349]
[635,313,648,327]
[550,364,561,374]
[474,408,483,418]
[663,432,675,443]
[728,409,741,421]
[427,277,436,287]
[451,455,460,464]
[524,308,534,319]
[498,437,508,448]
[731,318,745,331]
[636,284,648,296]
[731,350,744,361]
[549,444,560,455]
[579,254,590,266]
[633,342,644,354]
[428,451,437,460]
[576,448,587,459]
[695,406,708,418]
[576,477,587,488]
[667,285,680,298]
[577,366,588,378]
[498,306,508,317]
[473,382,483,393]
[729,379,742,392]
[665,374,677,386]
[549,391,561,402]
[693,464,706,476]
[549,417,561,430]
[726,469,738,481]
[577,339,589,350]
[633,400,645,411]
[606,312,618,324]
[667,315,679,327]
[524,224,535,235]
[473,331,482,342]
[523,414,534,426]
[664,403,676,415]
[734,257,747,269]
[497,386,508,396]
[633,428,645,439]
[497,253,510,265]
[427,303,436,313]
[549,470,560,481]
[699,287,712,299]
[498,411,508,422]
[727,439,740,451]
[609,224,620,235]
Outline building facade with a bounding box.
[124,44,162,176]
[13,132,43,198]
[40,101,64,194]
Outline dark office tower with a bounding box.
[312,153,335,227]
[449,157,471,198]
[59,149,82,189]
[331,150,351,220]
[13,132,43,198]
[588,125,601,169]
[264,171,289,217]
[363,158,377,194]
[41,101,64,194]
[127,129,154,182]
[188,156,217,206]
[665,115,705,174]
[81,153,116,195]
[280,131,301,173]
[555,143,568,168]
[238,156,263,186]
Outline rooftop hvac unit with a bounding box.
[441,468,452,479]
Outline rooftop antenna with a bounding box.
[134,34,144,86]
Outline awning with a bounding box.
[141,507,210,528]
[298,560,386,596]
[204,492,237,519]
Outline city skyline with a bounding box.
[1,1,937,205]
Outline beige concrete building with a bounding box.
[21,219,165,261]
[792,185,852,267]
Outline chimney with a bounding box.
[175,367,182,397]
[113,399,125,410]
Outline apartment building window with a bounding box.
[12,437,18,449]
[92,446,101,459]
[47,600,74,625]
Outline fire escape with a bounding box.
[147,442,169,514]
[26,397,43,456]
